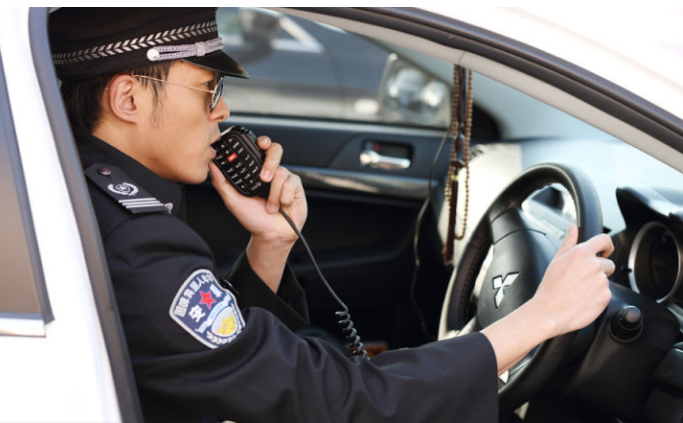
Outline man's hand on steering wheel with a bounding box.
[533,224,615,337]
[481,224,614,375]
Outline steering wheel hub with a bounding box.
[477,208,558,327]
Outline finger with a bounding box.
[209,161,227,188]
[599,257,616,277]
[266,166,289,213]
[584,233,614,258]
[259,138,282,183]
[257,135,272,150]
[599,236,615,258]
[209,161,239,202]
[279,173,300,208]
[557,224,578,256]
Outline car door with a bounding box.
[2,8,138,422]
[185,7,460,349]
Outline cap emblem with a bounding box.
[145,37,222,62]
[196,41,206,57]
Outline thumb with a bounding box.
[209,161,241,205]
[557,224,578,256]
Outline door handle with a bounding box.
[360,149,411,170]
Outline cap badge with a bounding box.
[145,37,222,62]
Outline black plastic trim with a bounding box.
[28,7,143,422]
[0,50,52,325]
[296,7,683,154]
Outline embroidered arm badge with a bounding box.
[169,269,245,349]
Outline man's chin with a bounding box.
[176,167,211,185]
[201,167,212,184]
[193,169,212,185]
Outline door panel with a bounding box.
[188,7,455,349]
[185,115,450,347]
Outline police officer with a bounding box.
[49,8,614,423]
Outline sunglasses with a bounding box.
[132,75,224,111]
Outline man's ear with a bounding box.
[106,74,140,123]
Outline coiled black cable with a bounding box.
[278,208,368,359]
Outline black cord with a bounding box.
[409,123,453,341]
[276,122,449,352]
[278,208,368,359]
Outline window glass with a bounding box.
[217,7,452,127]
[0,51,50,331]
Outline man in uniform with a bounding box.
[49,7,615,423]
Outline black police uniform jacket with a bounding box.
[76,127,499,423]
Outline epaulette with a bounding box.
[85,163,170,214]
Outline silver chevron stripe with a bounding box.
[119,197,165,209]
[53,21,217,65]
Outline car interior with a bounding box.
[33,6,683,423]
[182,9,683,422]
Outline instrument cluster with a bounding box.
[612,186,683,306]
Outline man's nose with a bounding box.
[211,96,230,122]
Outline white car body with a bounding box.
[0,7,121,423]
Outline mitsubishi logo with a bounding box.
[492,273,519,308]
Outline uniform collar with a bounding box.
[74,126,185,218]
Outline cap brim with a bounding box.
[184,50,249,79]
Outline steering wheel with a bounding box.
[438,162,602,412]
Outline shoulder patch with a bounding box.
[169,269,245,349]
[85,163,169,214]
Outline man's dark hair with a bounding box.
[60,61,174,132]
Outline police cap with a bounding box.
[49,7,248,82]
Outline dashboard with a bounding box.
[464,140,683,420]
[519,183,683,421]
[611,186,683,308]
